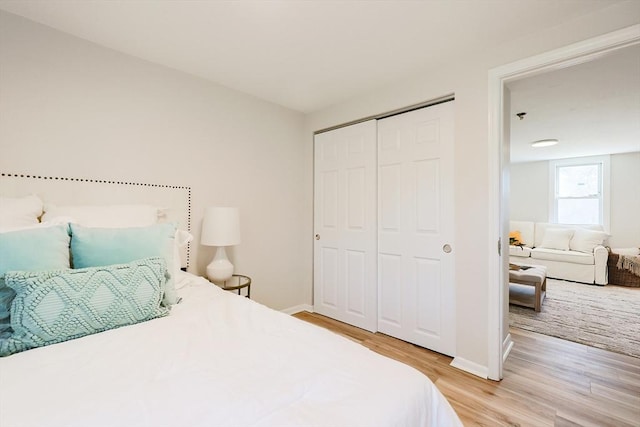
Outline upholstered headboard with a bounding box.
[0,172,192,267]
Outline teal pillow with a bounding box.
[0,257,169,357]
[70,223,178,305]
[0,225,71,339]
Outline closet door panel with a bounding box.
[346,167,366,228]
[413,257,441,336]
[345,249,366,316]
[318,247,339,309]
[319,170,338,230]
[377,101,456,357]
[378,253,403,329]
[415,159,439,232]
[379,164,402,232]
[313,120,378,332]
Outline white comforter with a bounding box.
[0,274,462,427]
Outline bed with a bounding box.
[0,173,462,427]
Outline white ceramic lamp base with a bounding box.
[207,246,234,283]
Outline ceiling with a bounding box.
[0,0,627,114]
[509,44,640,163]
[1,0,637,163]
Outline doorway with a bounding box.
[487,24,640,380]
[506,45,639,355]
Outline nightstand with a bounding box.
[217,274,251,298]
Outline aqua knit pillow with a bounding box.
[0,257,169,357]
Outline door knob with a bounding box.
[315,234,321,240]
[443,244,452,253]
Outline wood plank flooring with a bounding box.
[293,311,640,427]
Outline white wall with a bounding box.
[610,152,640,248]
[0,11,307,310]
[510,161,549,222]
[303,3,640,371]
[511,152,640,247]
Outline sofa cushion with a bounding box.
[531,248,594,265]
[534,223,603,248]
[539,228,574,251]
[570,229,608,254]
[509,245,532,258]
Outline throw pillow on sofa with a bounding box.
[539,228,574,251]
[570,228,608,253]
[509,231,524,246]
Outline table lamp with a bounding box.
[201,207,241,283]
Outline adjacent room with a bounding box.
[506,44,640,358]
[0,1,638,426]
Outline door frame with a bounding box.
[487,24,640,381]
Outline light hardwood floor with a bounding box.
[293,311,640,427]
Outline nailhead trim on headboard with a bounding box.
[1,172,192,267]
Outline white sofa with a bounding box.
[509,221,608,285]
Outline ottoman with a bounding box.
[509,264,547,312]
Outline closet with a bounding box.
[313,100,456,357]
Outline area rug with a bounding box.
[509,279,640,358]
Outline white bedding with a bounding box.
[0,273,462,427]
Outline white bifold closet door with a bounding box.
[313,120,378,332]
[377,101,456,357]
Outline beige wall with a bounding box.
[511,152,640,248]
[0,11,307,310]
[303,3,640,370]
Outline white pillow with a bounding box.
[42,204,160,228]
[539,228,574,251]
[570,228,608,254]
[0,217,70,233]
[0,195,43,230]
[173,229,193,290]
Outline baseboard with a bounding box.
[281,304,313,315]
[450,357,489,379]
[502,333,514,363]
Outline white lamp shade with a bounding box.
[201,207,241,247]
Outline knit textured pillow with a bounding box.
[0,257,169,357]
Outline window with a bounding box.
[549,156,609,227]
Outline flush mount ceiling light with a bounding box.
[531,139,559,148]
